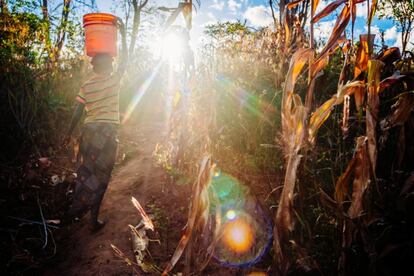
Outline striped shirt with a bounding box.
[76,72,121,124]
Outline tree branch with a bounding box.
[128,0,149,56]
[53,0,72,62]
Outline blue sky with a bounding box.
[94,0,401,50]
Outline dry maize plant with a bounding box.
[162,156,219,275]
[274,0,414,274]
[153,0,414,274]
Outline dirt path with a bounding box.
[45,123,190,276]
[43,120,258,276]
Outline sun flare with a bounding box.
[161,32,184,61]
[222,218,254,253]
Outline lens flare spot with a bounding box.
[222,219,254,254]
[226,210,237,220]
[209,170,272,267]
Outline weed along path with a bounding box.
[44,123,194,275]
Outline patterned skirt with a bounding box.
[68,122,118,219]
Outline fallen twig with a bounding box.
[131,197,154,231]
[110,244,141,275]
[36,193,48,249]
[5,216,60,229]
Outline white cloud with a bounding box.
[392,31,414,50]
[359,25,400,45]
[354,28,364,36]
[363,25,380,36]
[243,5,273,27]
[315,0,328,14]
[314,20,336,41]
[207,12,217,21]
[384,26,398,41]
[210,0,225,11]
[356,2,368,18]
[228,0,241,12]
[353,25,380,46]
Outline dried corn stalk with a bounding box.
[381,93,414,131]
[366,60,384,177]
[162,155,214,275]
[275,48,313,274]
[308,81,365,144]
[129,222,162,274]
[368,0,377,26]
[275,1,376,274]
[132,196,154,231]
[334,136,371,219]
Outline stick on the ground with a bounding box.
[36,193,48,249]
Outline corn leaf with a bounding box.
[354,86,365,110]
[347,137,371,219]
[334,147,357,204]
[342,95,351,135]
[284,48,314,95]
[310,55,329,79]
[162,156,213,276]
[287,0,305,10]
[339,40,351,85]
[308,81,365,144]
[312,0,347,23]
[381,92,414,131]
[275,46,317,274]
[401,174,414,196]
[366,59,384,176]
[312,0,364,23]
[182,2,192,30]
[308,97,337,143]
[274,152,302,274]
[312,0,320,14]
[368,0,377,26]
[311,36,347,78]
[350,0,356,37]
[377,47,401,64]
[379,72,406,92]
[316,4,350,66]
[334,136,371,220]
[284,10,291,50]
[111,244,134,266]
[282,48,313,151]
[354,34,375,79]
[131,197,155,231]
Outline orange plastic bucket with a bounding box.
[83,13,117,57]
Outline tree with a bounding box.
[378,0,414,54]
[0,0,8,13]
[37,0,96,62]
[128,0,149,56]
[40,0,52,58]
[52,0,72,61]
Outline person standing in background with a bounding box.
[64,17,127,232]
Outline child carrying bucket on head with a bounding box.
[63,14,127,232]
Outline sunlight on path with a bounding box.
[122,62,163,124]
